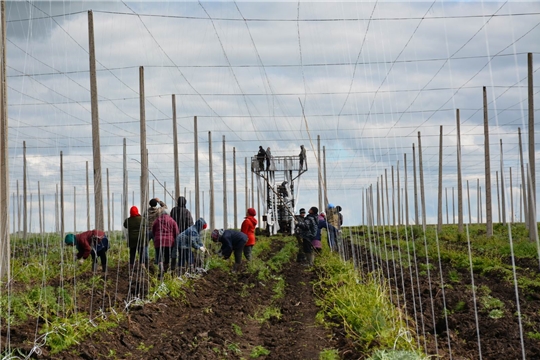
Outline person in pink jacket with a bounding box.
[240,208,257,261]
[152,210,179,279]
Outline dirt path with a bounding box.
[41,253,356,359]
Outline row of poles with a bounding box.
[362,54,536,241]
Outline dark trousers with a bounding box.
[129,246,147,266]
[233,244,245,265]
[302,238,313,254]
[155,246,172,273]
[91,248,107,271]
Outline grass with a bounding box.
[250,345,270,358]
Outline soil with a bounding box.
[344,237,540,360]
[4,242,361,360]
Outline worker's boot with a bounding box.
[307,253,315,267]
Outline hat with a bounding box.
[336,205,342,212]
[299,208,306,214]
[247,208,256,216]
[211,229,224,241]
[130,206,140,217]
[64,234,75,245]
[149,198,158,207]
[310,206,319,214]
[328,203,335,209]
[320,212,326,218]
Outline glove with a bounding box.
[199,246,207,253]
[78,259,84,265]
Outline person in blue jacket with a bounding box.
[172,218,208,273]
[211,228,248,272]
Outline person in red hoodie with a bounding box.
[65,230,109,273]
[240,208,257,261]
[152,209,179,279]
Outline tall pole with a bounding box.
[500,140,506,225]
[404,153,409,227]
[245,157,248,211]
[412,144,419,226]
[510,167,514,223]
[483,87,493,236]
[23,141,27,239]
[172,94,180,201]
[251,169,254,209]
[418,132,427,231]
[107,168,110,233]
[385,169,390,226]
[74,187,77,233]
[0,0,10,281]
[38,181,42,234]
[467,180,472,224]
[527,53,537,242]
[233,147,238,229]
[323,146,328,209]
[396,161,400,226]
[222,135,228,229]
[86,161,90,230]
[17,180,20,233]
[456,109,464,232]
[437,126,443,233]
[123,139,128,223]
[208,131,215,229]
[519,128,528,227]
[194,117,200,219]
[391,166,395,226]
[477,179,480,224]
[496,171,501,223]
[60,151,65,241]
[452,187,455,224]
[139,66,148,214]
[445,188,449,224]
[55,184,58,233]
[317,135,322,211]
[88,10,104,231]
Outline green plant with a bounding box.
[319,348,339,360]
[226,341,242,355]
[137,342,154,352]
[454,301,466,312]
[251,345,270,358]
[527,332,540,340]
[448,269,460,283]
[252,306,282,324]
[368,349,429,360]
[232,323,243,336]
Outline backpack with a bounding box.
[93,235,110,252]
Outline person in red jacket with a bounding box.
[240,208,257,261]
[152,209,179,279]
[65,230,109,273]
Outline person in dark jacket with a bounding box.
[172,218,208,273]
[240,208,257,261]
[257,146,266,171]
[296,206,318,266]
[294,208,307,263]
[152,210,179,279]
[299,145,307,170]
[170,196,194,235]
[211,228,248,272]
[123,206,147,272]
[313,213,337,254]
[65,230,109,273]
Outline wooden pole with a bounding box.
[483,86,493,236]
[74,187,76,233]
[123,139,128,222]
[452,187,455,224]
[510,167,514,223]
[404,153,409,227]
[397,161,400,225]
[456,109,464,232]
[317,135,322,212]
[527,53,537,242]
[251,168,254,208]
[519,127,528,227]
[152,180,155,199]
[520,183,523,223]
[323,145,328,209]
[233,147,237,229]
[381,174,385,227]
[245,157,248,211]
[362,189,365,226]
[467,180,472,224]
[172,95,180,201]
[500,140,506,225]
[38,181,42,235]
[208,131,215,229]
[437,126,443,233]
[391,166,395,226]
[42,195,45,233]
[376,180,381,226]
[445,188,449,225]
[60,151,65,240]
[477,179,480,224]
[17,179,20,233]
[418,132,427,231]
[496,171,501,222]
[28,193,32,234]
[86,161,90,230]
[139,66,148,214]
[385,170,390,226]
[222,135,228,229]
[107,168,110,233]
[194,116,200,219]
[88,10,104,231]
[412,144,419,226]
[23,141,27,239]
[112,193,114,232]
[0,0,10,280]
[480,185,483,223]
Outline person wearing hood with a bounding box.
[240,208,257,261]
[211,228,248,272]
[152,209,179,278]
[299,145,307,170]
[170,196,194,234]
[65,229,109,273]
[313,213,337,254]
[172,217,208,272]
[123,206,147,271]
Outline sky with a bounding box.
[4,1,540,233]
